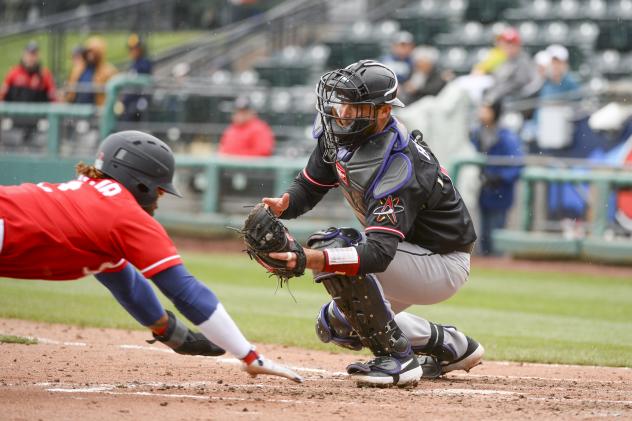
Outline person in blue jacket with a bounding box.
[121,34,153,121]
[471,101,523,255]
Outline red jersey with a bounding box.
[0,63,56,102]
[0,176,182,280]
[218,117,275,157]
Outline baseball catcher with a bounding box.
[248,60,483,387]
[0,130,302,383]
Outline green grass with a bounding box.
[0,31,204,82]
[0,334,38,345]
[1,253,631,367]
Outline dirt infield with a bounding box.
[1,319,631,420]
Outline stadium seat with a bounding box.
[613,0,632,19]
[543,21,570,44]
[464,0,513,24]
[518,21,540,45]
[596,21,632,51]
[557,0,581,20]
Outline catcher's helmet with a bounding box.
[316,59,404,162]
[95,130,181,207]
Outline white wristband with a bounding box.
[325,247,359,265]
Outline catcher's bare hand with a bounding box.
[262,193,290,217]
[269,249,325,272]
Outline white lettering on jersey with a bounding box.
[414,141,432,161]
[58,180,83,191]
[93,180,122,197]
[39,178,122,197]
[36,182,54,193]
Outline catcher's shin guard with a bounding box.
[316,301,362,351]
[148,310,225,356]
[319,272,411,358]
[308,227,411,359]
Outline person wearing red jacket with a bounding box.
[0,41,56,102]
[218,96,275,156]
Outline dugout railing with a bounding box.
[452,156,632,263]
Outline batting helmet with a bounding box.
[316,60,404,162]
[95,130,181,207]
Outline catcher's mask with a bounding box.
[316,59,405,163]
[95,130,181,211]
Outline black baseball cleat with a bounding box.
[346,355,422,387]
[440,336,484,374]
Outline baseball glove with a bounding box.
[242,203,306,281]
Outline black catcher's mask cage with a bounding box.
[315,60,404,163]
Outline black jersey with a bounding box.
[281,117,476,274]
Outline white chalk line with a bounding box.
[45,385,313,405]
[448,372,632,386]
[25,335,632,393]
[41,382,632,408]
[32,336,87,347]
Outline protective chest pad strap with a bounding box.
[371,153,412,200]
[318,273,411,359]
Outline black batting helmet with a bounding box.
[316,60,404,162]
[95,130,181,207]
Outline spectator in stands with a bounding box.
[218,96,275,157]
[482,27,537,105]
[381,31,415,84]
[127,33,152,76]
[0,41,56,102]
[401,46,448,103]
[470,101,523,255]
[65,36,117,106]
[471,33,508,76]
[539,45,580,101]
[121,33,153,121]
[70,44,85,71]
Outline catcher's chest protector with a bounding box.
[334,120,412,225]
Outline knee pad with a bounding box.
[307,227,362,251]
[315,301,362,351]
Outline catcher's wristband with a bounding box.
[322,247,359,275]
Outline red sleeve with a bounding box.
[110,207,183,278]
[0,68,16,101]
[42,69,57,102]
[251,120,274,156]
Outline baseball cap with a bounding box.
[534,50,551,67]
[24,40,39,53]
[234,96,252,110]
[546,44,569,62]
[392,31,414,45]
[497,27,521,45]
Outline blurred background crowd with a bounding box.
[2,0,632,260]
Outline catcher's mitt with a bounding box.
[242,203,306,280]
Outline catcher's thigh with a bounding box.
[376,242,470,310]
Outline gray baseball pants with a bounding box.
[376,241,472,359]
